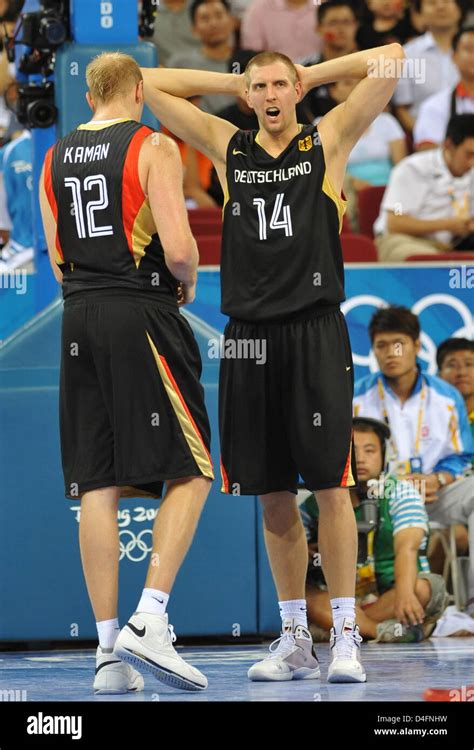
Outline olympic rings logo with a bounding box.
[119,529,153,562]
[342,294,474,374]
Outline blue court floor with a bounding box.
[1,638,473,701]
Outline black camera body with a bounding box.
[16,81,57,129]
[5,1,68,128]
[19,7,68,51]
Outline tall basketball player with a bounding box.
[141,43,405,683]
[39,53,213,693]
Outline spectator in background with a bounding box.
[353,305,474,615]
[393,0,462,134]
[297,0,359,122]
[374,114,474,260]
[240,0,322,61]
[414,26,474,150]
[0,128,33,268]
[432,337,474,584]
[356,0,420,50]
[167,0,237,114]
[438,338,474,442]
[151,0,201,67]
[301,417,447,643]
[354,305,473,494]
[407,0,427,35]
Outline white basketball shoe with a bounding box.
[114,612,208,691]
[327,618,367,683]
[93,645,144,694]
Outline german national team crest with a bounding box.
[298,135,313,151]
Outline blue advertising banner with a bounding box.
[70,0,138,45]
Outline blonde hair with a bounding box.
[244,51,298,88]
[86,52,142,104]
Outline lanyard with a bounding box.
[377,376,427,461]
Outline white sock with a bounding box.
[278,599,308,629]
[331,597,356,634]
[137,588,169,616]
[96,618,120,651]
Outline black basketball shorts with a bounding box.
[60,289,213,500]
[219,305,357,495]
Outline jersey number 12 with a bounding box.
[64,174,114,239]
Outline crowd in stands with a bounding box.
[146,0,474,256]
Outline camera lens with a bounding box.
[41,17,67,46]
[27,98,57,128]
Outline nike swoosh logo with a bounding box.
[346,366,351,371]
[152,597,164,604]
[126,622,146,637]
[232,148,246,156]
[95,660,121,675]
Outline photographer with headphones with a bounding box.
[300,417,447,643]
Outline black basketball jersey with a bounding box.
[44,118,179,301]
[221,122,347,321]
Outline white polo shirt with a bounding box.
[392,32,459,117]
[414,84,474,147]
[373,148,473,243]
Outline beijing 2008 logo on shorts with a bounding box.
[70,505,157,563]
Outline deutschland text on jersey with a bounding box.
[221,123,347,321]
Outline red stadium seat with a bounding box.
[406,253,474,261]
[357,185,386,238]
[188,208,221,220]
[197,234,221,265]
[189,219,222,237]
[340,233,378,262]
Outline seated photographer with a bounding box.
[300,417,447,643]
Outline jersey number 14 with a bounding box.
[253,193,293,240]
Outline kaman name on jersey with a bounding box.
[234,161,312,184]
[63,143,110,164]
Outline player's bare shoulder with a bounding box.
[138,131,182,193]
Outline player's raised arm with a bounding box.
[298,44,405,195]
[141,66,245,101]
[142,83,238,169]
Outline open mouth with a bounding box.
[265,106,280,120]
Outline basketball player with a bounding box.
[141,43,405,683]
[39,53,213,693]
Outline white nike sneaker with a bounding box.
[114,612,208,692]
[93,645,144,694]
[248,619,321,681]
[327,618,367,683]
